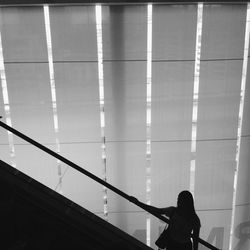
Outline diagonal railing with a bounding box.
[0,118,221,250]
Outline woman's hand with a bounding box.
[129,196,139,204]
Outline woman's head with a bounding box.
[177,190,195,214]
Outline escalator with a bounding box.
[0,120,220,250]
[0,159,153,250]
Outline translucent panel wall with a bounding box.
[196,5,246,250]
[0,3,249,250]
[232,51,250,250]
[102,5,147,239]
[151,4,197,245]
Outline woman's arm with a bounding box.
[192,225,200,250]
[129,196,173,216]
[140,203,166,215]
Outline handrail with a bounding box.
[0,119,221,250]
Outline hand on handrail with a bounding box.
[129,196,139,204]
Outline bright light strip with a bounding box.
[95,5,108,220]
[0,28,16,168]
[44,5,63,192]
[229,4,250,250]
[190,3,203,195]
[146,217,151,246]
[146,4,152,247]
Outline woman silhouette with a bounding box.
[130,190,200,250]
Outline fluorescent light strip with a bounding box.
[146,4,152,247]
[190,3,203,196]
[0,28,16,168]
[229,4,250,250]
[95,5,108,220]
[44,5,63,192]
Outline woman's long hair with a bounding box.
[177,190,196,219]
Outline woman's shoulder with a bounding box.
[162,206,176,217]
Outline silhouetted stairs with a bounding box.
[0,159,153,250]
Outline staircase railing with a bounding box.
[0,118,221,250]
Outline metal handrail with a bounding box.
[0,119,221,250]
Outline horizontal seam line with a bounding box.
[1,135,249,146]
[3,58,244,64]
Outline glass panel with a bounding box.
[195,140,236,249]
[197,61,242,140]
[151,142,191,206]
[150,141,191,248]
[0,145,11,164]
[106,142,146,243]
[151,61,194,141]
[242,61,250,136]
[233,137,250,250]
[101,5,148,242]
[233,205,250,250]
[0,91,9,147]
[104,61,146,141]
[152,4,197,60]
[102,5,147,61]
[202,4,246,60]
[195,141,236,210]
[232,30,250,250]
[59,143,103,215]
[49,6,97,61]
[198,210,232,250]
[106,142,146,210]
[235,137,250,210]
[5,63,55,144]
[196,6,246,249]
[14,143,58,189]
[54,63,100,143]
[109,212,147,244]
[0,5,249,250]
[0,6,47,62]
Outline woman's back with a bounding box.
[129,190,201,250]
[168,207,200,244]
